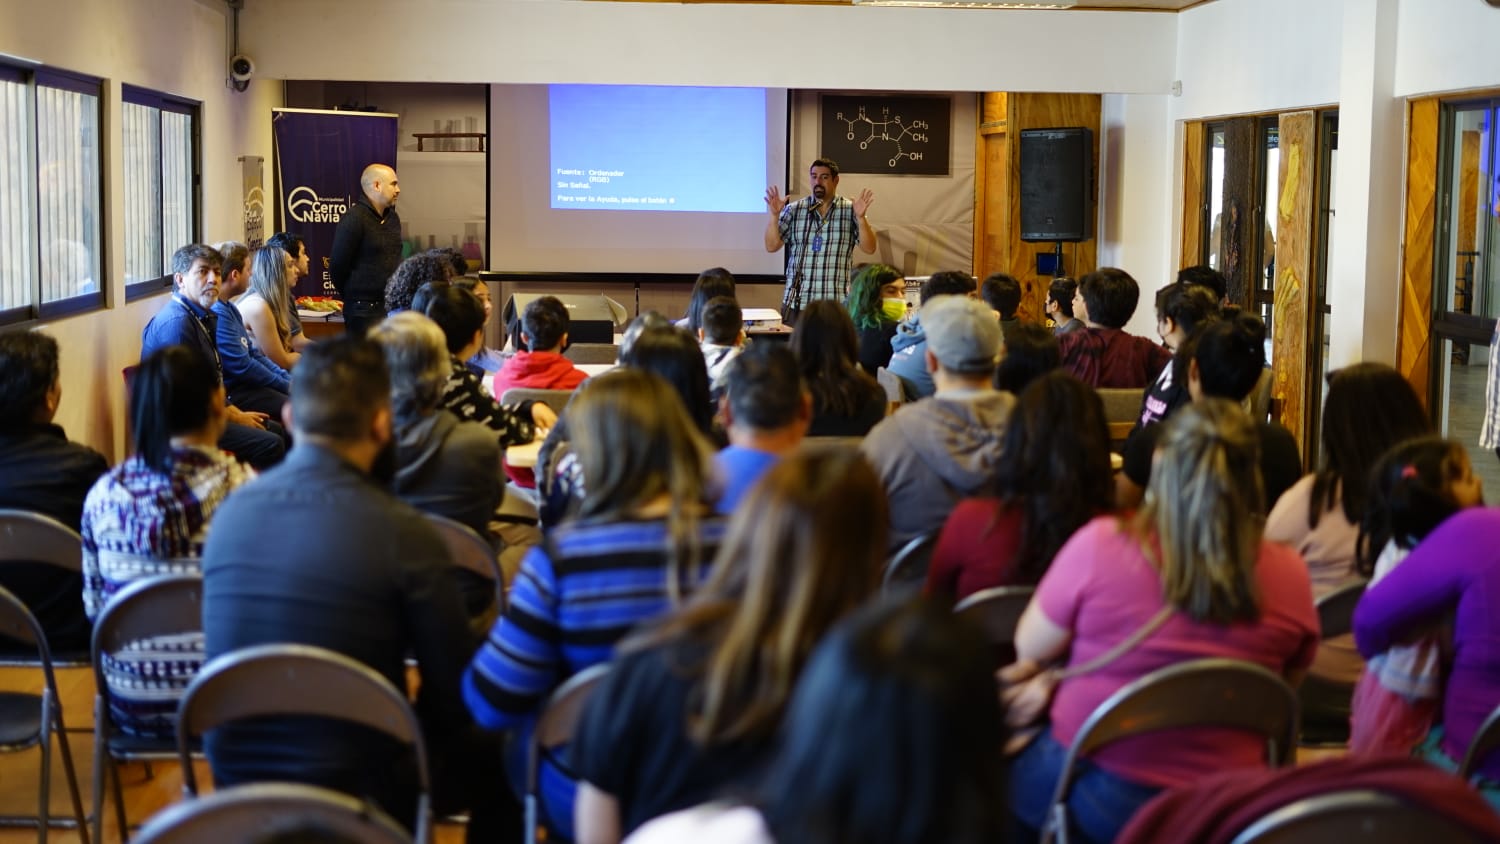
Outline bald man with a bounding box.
[330,163,404,336]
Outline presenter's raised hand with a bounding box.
[852,189,875,218]
[765,186,787,216]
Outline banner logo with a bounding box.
[287,186,348,224]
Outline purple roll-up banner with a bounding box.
[272,108,399,299]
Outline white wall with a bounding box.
[241,0,1177,95]
[1,0,283,459]
[1099,94,1175,340]
[1394,0,1500,98]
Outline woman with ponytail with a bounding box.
[1006,399,1319,844]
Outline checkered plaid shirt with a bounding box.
[1481,318,1500,449]
[778,194,863,309]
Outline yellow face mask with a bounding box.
[880,298,907,322]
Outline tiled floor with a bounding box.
[1443,358,1500,503]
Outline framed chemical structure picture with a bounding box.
[818,94,951,176]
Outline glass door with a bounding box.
[1433,100,1500,495]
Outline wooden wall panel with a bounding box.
[1271,111,1315,453]
[974,92,1008,278]
[1005,93,1101,324]
[1457,130,1480,311]
[1181,121,1206,270]
[1398,97,1440,407]
[1215,117,1260,307]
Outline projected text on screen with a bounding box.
[549,85,766,214]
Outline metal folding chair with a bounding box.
[954,585,1035,666]
[1228,788,1485,844]
[0,509,90,666]
[1460,701,1500,781]
[176,643,432,843]
[0,584,91,843]
[421,512,506,614]
[498,387,576,415]
[133,781,410,844]
[1042,658,1299,844]
[524,664,609,844]
[882,532,939,593]
[89,574,204,843]
[1297,580,1367,746]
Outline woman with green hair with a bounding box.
[844,263,906,375]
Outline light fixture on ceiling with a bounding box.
[851,0,1078,8]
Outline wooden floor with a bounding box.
[0,667,467,843]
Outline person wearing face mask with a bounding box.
[844,263,908,376]
[201,337,513,843]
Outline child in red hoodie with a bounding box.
[494,295,589,488]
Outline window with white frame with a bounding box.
[122,85,200,300]
[0,63,103,326]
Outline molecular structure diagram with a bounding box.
[837,106,929,167]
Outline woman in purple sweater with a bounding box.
[1354,506,1500,794]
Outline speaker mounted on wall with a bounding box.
[1019,127,1094,243]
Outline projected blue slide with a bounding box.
[550,85,766,214]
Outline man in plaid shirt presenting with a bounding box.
[764,158,878,326]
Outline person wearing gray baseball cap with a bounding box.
[861,296,1014,552]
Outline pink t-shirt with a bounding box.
[1039,517,1319,788]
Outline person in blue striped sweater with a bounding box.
[463,367,728,841]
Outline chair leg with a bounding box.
[523,794,537,844]
[111,757,129,843]
[91,699,106,844]
[50,714,90,844]
[37,697,50,844]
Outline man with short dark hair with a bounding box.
[492,295,588,396]
[1057,267,1171,389]
[699,295,744,399]
[202,337,510,841]
[713,344,811,513]
[1047,277,1082,335]
[863,296,1013,550]
[886,269,979,400]
[764,158,877,325]
[0,330,106,653]
[1177,264,1229,305]
[330,163,403,336]
[212,240,291,417]
[141,243,287,469]
[981,273,1023,335]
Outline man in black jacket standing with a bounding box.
[330,163,403,336]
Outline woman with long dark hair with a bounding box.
[927,372,1113,601]
[81,345,254,737]
[789,300,886,437]
[571,447,887,842]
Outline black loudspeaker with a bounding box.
[1020,127,1093,242]
[501,293,623,346]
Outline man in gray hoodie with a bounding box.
[886,270,979,400]
[862,295,1013,552]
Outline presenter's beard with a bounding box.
[812,186,826,201]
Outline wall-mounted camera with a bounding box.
[230,54,255,83]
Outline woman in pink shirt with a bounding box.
[1007,399,1319,844]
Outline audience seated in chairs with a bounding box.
[1356,502,1500,810]
[140,243,287,470]
[885,269,977,400]
[789,300,887,437]
[201,338,510,842]
[927,372,1113,603]
[211,241,291,419]
[367,311,506,631]
[1266,363,1431,714]
[494,294,590,397]
[571,446,887,843]
[1121,312,1301,514]
[265,231,315,352]
[1005,399,1319,844]
[0,330,107,654]
[464,368,729,841]
[423,283,556,446]
[451,277,508,376]
[862,295,1012,551]
[383,251,450,316]
[82,344,253,737]
[1348,436,1482,756]
[1046,276,1083,336]
[1130,279,1220,435]
[711,344,810,514]
[626,597,1008,844]
[678,266,736,334]
[981,272,1023,337]
[1057,267,1171,389]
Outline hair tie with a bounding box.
[1400,465,1418,480]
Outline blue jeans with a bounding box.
[1009,728,1163,844]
